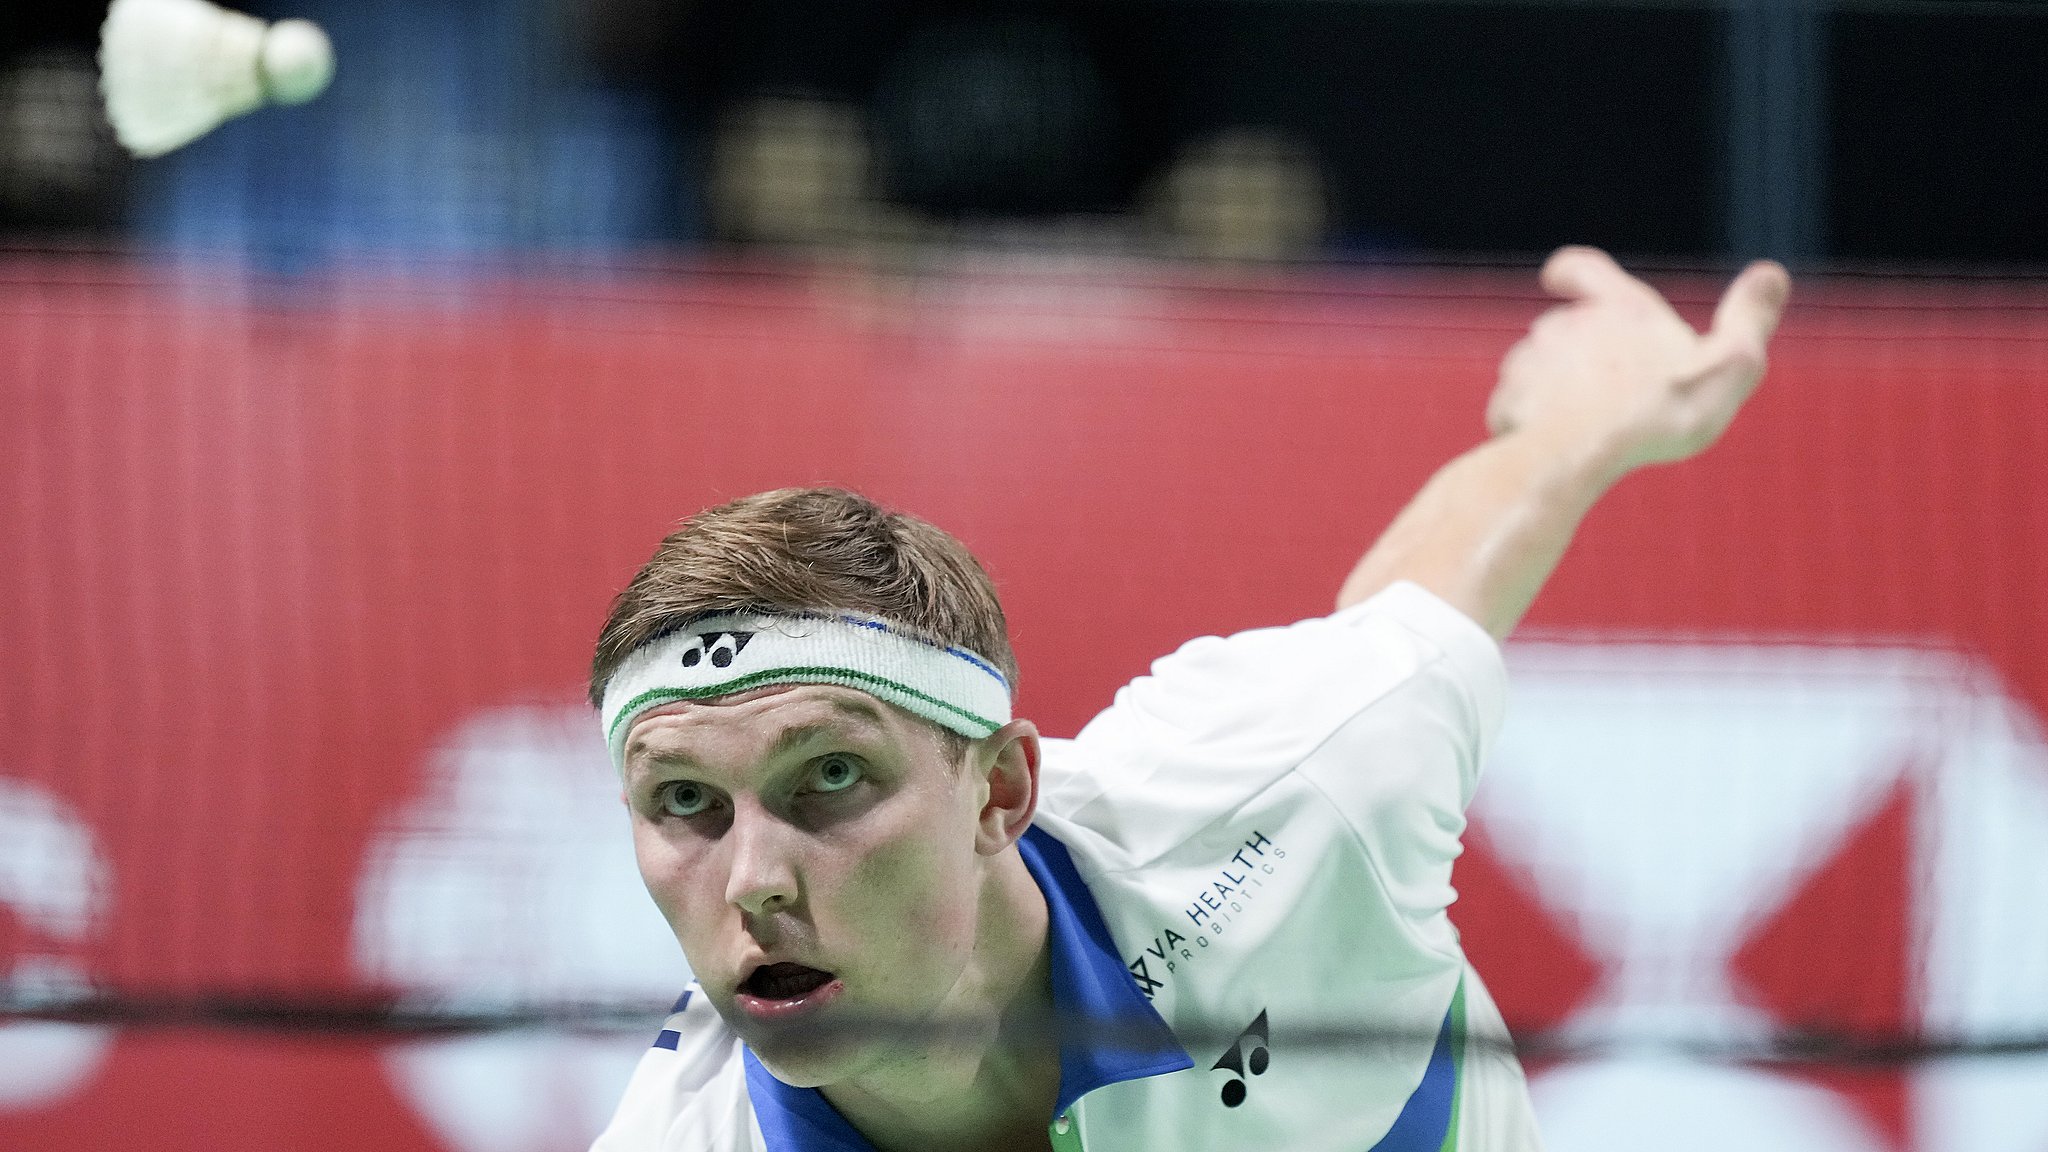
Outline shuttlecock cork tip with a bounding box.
[260,18,333,106]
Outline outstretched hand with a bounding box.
[1340,246,1791,632]
[1486,246,1792,480]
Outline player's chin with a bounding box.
[747,1043,854,1087]
[737,1019,873,1088]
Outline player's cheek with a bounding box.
[631,827,705,940]
[842,828,975,974]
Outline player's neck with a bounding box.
[824,847,1059,1152]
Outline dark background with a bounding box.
[4,1,2043,269]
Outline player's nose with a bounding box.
[722,805,801,918]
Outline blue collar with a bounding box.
[744,825,1194,1152]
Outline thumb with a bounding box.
[1709,260,1792,354]
[1539,245,1637,304]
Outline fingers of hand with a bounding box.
[1707,259,1792,361]
[1669,338,1769,455]
[1539,245,1642,305]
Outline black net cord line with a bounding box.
[4,994,2046,1065]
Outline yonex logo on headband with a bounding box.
[680,631,753,670]
[600,612,1013,773]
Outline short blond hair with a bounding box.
[590,488,1018,712]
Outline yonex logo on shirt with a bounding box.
[1210,1010,1271,1108]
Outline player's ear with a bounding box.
[971,719,1040,856]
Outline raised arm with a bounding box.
[1336,246,1792,640]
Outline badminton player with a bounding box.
[587,246,1791,1152]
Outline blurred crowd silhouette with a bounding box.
[2,0,2042,269]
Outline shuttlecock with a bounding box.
[98,0,334,158]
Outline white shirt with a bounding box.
[593,582,1543,1152]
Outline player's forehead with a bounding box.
[621,684,909,773]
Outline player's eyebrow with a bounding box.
[625,696,892,773]
[624,742,699,774]
[767,698,889,757]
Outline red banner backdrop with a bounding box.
[3,259,2045,1150]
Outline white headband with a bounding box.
[600,612,1012,773]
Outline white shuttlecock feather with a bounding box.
[99,0,334,158]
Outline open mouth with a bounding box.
[741,962,837,1001]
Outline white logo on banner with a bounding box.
[353,707,687,1152]
[0,776,115,1108]
[1479,642,2048,1152]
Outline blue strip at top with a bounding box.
[824,611,1008,688]
[941,643,1006,685]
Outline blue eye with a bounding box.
[658,781,715,818]
[811,755,863,794]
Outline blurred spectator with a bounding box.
[1152,127,1325,264]
[710,96,874,249]
[0,2,129,240]
[0,48,128,236]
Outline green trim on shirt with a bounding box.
[1437,979,1469,1152]
[1050,1110,1084,1152]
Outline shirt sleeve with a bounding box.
[1291,583,1507,930]
[1041,581,1506,871]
